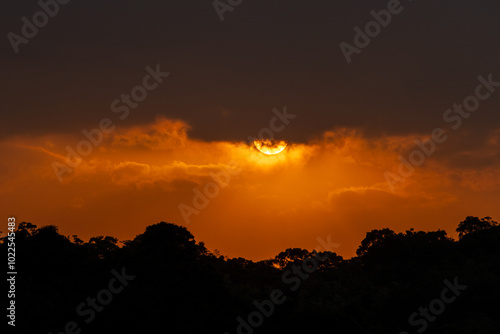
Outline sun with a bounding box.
[253,139,288,155]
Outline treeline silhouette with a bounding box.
[2,216,500,334]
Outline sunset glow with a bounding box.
[253,139,288,155]
[2,117,499,260]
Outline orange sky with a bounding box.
[2,117,500,260]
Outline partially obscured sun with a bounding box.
[253,139,288,155]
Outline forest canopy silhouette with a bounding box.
[2,216,499,334]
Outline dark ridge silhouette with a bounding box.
[1,217,499,334]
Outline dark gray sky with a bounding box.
[1,0,500,143]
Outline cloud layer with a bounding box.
[1,118,499,260]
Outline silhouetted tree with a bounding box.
[356,228,396,256]
[87,235,119,259]
[16,221,37,240]
[273,248,313,269]
[3,216,499,334]
[456,216,498,239]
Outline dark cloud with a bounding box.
[1,0,500,144]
